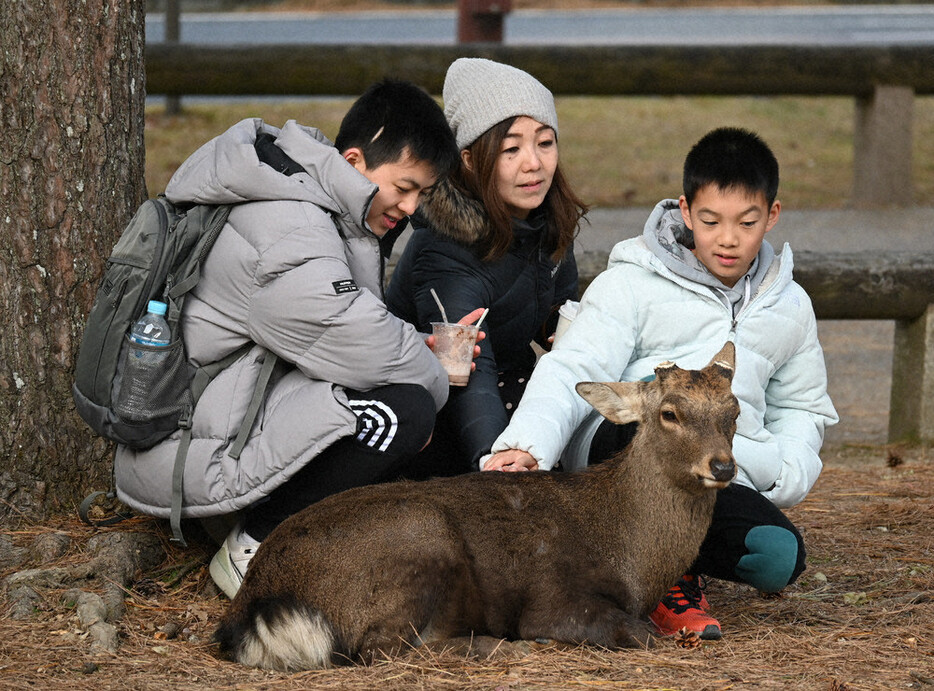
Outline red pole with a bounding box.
[457,0,512,43]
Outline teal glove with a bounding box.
[735,525,799,593]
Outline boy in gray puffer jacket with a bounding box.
[114,80,465,598]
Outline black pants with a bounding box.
[690,482,806,585]
[588,419,806,587]
[244,383,436,541]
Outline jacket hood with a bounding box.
[164,118,377,234]
[639,199,777,314]
[417,176,492,246]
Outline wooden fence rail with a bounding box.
[572,251,934,322]
[146,42,933,207]
[144,43,934,96]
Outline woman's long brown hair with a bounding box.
[450,117,589,263]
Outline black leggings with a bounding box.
[244,383,436,540]
[588,419,806,587]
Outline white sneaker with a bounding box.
[209,525,260,598]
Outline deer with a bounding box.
[215,342,740,671]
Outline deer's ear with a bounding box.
[576,382,643,425]
[705,341,736,381]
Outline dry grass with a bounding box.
[146,95,934,209]
[2,442,932,690]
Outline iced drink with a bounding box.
[431,322,479,386]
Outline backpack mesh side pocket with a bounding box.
[113,335,192,423]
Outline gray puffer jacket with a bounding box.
[114,118,449,519]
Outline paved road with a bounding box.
[146,5,934,46]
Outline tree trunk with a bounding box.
[0,0,146,523]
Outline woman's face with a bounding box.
[488,116,558,220]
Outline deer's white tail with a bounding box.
[225,600,335,671]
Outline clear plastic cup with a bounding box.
[431,322,480,386]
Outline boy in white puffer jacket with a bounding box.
[483,127,838,640]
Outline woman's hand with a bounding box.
[424,307,487,370]
[482,449,538,472]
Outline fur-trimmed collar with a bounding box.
[417,177,493,246]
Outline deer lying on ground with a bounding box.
[215,342,740,671]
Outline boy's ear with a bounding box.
[342,147,367,173]
[765,199,781,232]
[678,195,692,229]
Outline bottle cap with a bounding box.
[147,300,168,316]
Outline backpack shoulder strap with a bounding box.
[255,132,305,176]
[168,344,277,546]
[166,204,233,312]
[228,351,279,461]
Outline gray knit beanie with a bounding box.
[443,58,558,150]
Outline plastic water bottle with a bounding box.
[118,301,173,419]
[130,300,171,347]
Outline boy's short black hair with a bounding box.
[682,127,780,207]
[335,78,459,179]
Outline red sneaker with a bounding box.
[649,575,721,640]
[681,574,711,611]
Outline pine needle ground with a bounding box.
[1,443,931,691]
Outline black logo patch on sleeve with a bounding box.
[332,279,359,294]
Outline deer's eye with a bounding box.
[661,409,679,423]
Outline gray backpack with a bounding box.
[73,197,277,544]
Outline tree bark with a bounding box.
[0,0,146,523]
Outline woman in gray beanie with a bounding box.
[387,58,588,476]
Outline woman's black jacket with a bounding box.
[386,180,578,469]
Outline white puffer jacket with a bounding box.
[489,200,838,508]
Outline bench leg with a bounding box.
[854,85,914,208]
[888,305,934,442]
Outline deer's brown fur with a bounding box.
[215,342,739,671]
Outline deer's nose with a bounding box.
[710,455,736,483]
